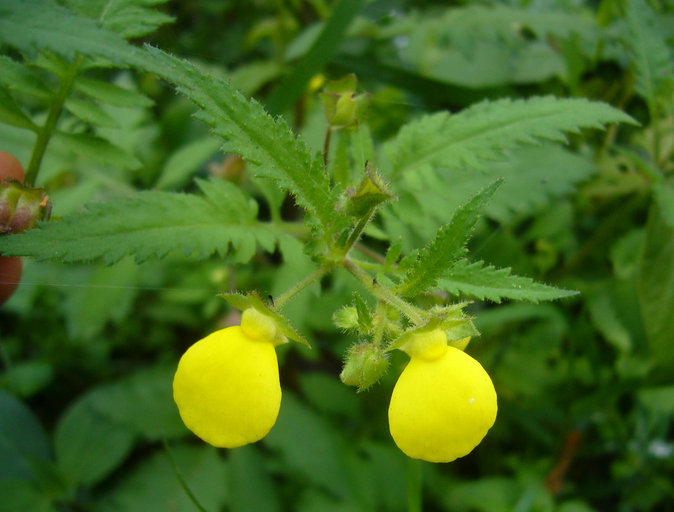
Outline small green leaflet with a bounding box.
[0,180,279,264]
[220,292,310,347]
[438,259,578,303]
[395,181,501,297]
[623,0,673,112]
[384,96,636,179]
[0,0,144,67]
[142,47,339,232]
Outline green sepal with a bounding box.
[353,292,373,332]
[385,304,478,353]
[320,74,371,129]
[344,164,395,218]
[219,291,311,348]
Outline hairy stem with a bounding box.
[25,58,82,186]
[274,264,332,309]
[344,258,423,324]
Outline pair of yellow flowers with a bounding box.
[173,309,497,463]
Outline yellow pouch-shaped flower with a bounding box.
[173,309,282,448]
[388,329,497,462]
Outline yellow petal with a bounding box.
[388,344,497,463]
[173,326,281,448]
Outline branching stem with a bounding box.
[344,258,423,324]
[274,264,332,309]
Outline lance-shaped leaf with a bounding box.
[220,292,310,347]
[142,47,339,232]
[383,96,636,179]
[438,259,578,303]
[395,181,501,297]
[0,180,279,265]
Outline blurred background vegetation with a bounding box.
[1,0,673,511]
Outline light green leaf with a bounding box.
[0,180,279,264]
[55,132,141,170]
[62,0,174,39]
[54,392,136,486]
[142,46,339,231]
[63,258,140,340]
[0,0,144,67]
[155,137,221,190]
[637,196,674,370]
[74,77,153,107]
[0,56,51,100]
[623,0,674,112]
[395,181,501,296]
[0,86,38,132]
[65,98,120,127]
[438,259,578,303]
[384,96,635,180]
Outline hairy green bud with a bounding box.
[340,342,389,391]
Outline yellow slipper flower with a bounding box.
[388,329,497,462]
[173,308,284,448]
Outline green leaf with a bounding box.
[0,391,51,480]
[220,291,310,347]
[637,195,674,370]
[62,258,140,340]
[142,47,339,231]
[74,77,153,107]
[0,480,56,512]
[62,0,174,39]
[155,137,221,190]
[55,132,141,170]
[395,181,501,296]
[623,0,674,112]
[86,366,187,440]
[0,56,51,100]
[228,446,281,512]
[438,259,578,303]
[0,180,279,264]
[99,444,228,512]
[54,391,136,486]
[0,0,144,67]
[0,86,38,132]
[263,393,350,498]
[265,0,367,115]
[65,98,120,127]
[384,96,636,180]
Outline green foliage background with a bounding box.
[1,0,673,511]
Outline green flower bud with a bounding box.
[0,180,51,234]
[320,74,371,130]
[340,342,389,391]
[333,306,359,330]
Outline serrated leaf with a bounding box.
[142,47,339,231]
[0,0,144,67]
[0,86,38,132]
[438,259,578,303]
[0,180,279,265]
[220,291,310,347]
[65,97,120,127]
[395,181,501,296]
[384,96,636,179]
[54,132,141,169]
[74,77,153,107]
[623,0,674,111]
[0,56,51,100]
